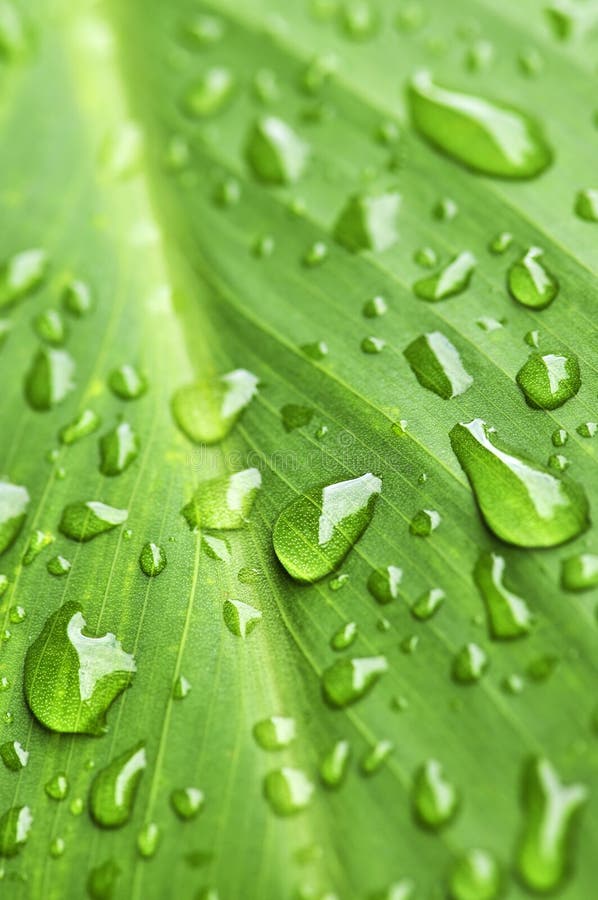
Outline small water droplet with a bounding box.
[360,739,393,775]
[0,481,29,556]
[465,39,494,73]
[34,309,67,346]
[367,565,402,605]
[330,621,358,650]
[414,246,438,268]
[281,404,314,432]
[86,859,121,900]
[0,248,48,309]
[138,542,166,577]
[170,787,205,821]
[413,251,476,302]
[508,247,558,310]
[433,197,458,221]
[329,572,349,591]
[246,116,309,184]
[410,509,440,536]
[252,233,275,257]
[574,188,598,222]
[301,340,329,360]
[404,331,472,399]
[412,759,459,830]
[98,422,139,476]
[411,587,445,620]
[474,552,534,639]
[237,566,263,584]
[303,240,329,267]
[60,500,128,542]
[24,347,75,411]
[60,409,101,445]
[172,369,258,444]
[253,716,296,751]
[0,806,32,857]
[202,534,231,563]
[62,279,93,317]
[183,67,235,118]
[47,554,71,576]
[90,743,146,828]
[361,336,385,354]
[319,739,351,789]
[223,598,262,637]
[184,13,225,47]
[264,767,314,816]
[449,848,502,900]
[173,674,191,700]
[516,352,580,409]
[362,296,387,318]
[334,191,400,253]
[45,772,69,800]
[137,822,160,859]
[476,316,504,333]
[561,553,598,592]
[182,468,261,531]
[452,643,488,684]
[0,740,28,772]
[341,1,378,40]
[576,421,597,438]
[321,655,387,708]
[49,837,65,858]
[213,176,241,208]
[22,528,53,565]
[8,604,24,624]
[488,231,513,255]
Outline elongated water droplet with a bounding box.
[508,247,558,310]
[183,67,235,117]
[246,116,309,184]
[404,331,472,398]
[0,805,32,857]
[0,2,27,57]
[273,473,381,583]
[489,231,513,255]
[182,468,261,531]
[24,347,75,411]
[412,760,459,830]
[452,643,488,684]
[433,196,458,221]
[47,554,71,576]
[0,740,28,771]
[60,409,101,445]
[45,772,68,800]
[170,787,204,821]
[331,621,358,650]
[173,674,191,700]
[449,848,502,900]
[281,404,314,432]
[137,822,160,858]
[361,739,393,775]
[90,743,146,828]
[411,587,445,620]
[320,739,351,789]
[450,418,589,547]
[516,352,580,409]
[408,72,552,178]
[223,598,262,637]
[474,552,534,639]
[60,501,128,542]
[22,529,53,565]
[0,481,29,555]
[361,336,385,354]
[139,542,166,577]
[108,364,147,400]
[561,553,598,592]
[34,309,67,346]
[263,767,314,816]
[253,716,296,750]
[321,655,387,708]
[24,602,136,735]
[0,248,48,309]
[172,369,258,444]
[99,422,139,476]
[333,191,401,253]
[517,757,588,893]
[367,565,402,604]
[413,251,476,302]
[369,879,415,900]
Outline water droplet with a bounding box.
[361,336,386,354]
[341,1,378,40]
[320,739,351,789]
[264,767,314,816]
[22,528,53,567]
[329,572,349,591]
[173,674,191,700]
[476,316,504,333]
[281,404,314,432]
[404,331,472,399]
[213,177,241,208]
[108,364,147,400]
[273,473,382,582]
[452,643,488,684]
[0,806,32,857]
[449,848,502,900]
[508,247,558,310]
[246,116,309,184]
[301,51,337,94]
[411,587,445,620]
[137,542,166,578]
[237,566,263,584]
[183,67,235,118]
[184,13,225,47]
[302,240,329,267]
[60,409,101,445]
[9,603,25,624]
[252,233,275,258]
[474,552,534,639]
[412,760,459,830]
[90,743,146,828]
[503,673,524,695]
[0,481,29,556]
[577,421,597,438]
[252,67,280,104]
[49,837,65,858]
[172,369,258,444]
[517,757,588,893]
[24,347,75,411]
[574,188,598,222]
[24,602,136,735]
[34,309,67,346]
[488,231,513,255]
[170,787,205,821]
[253,716,296,750]
[301,340,329,361]
[413,251,476,302]
[330,621,358,650]
[552,428,568,447]
[98,422,139,477]
[163,134,190,171]
[0,248,48,309]
[137,822,160,859]
[561,553,598,592]
[86,859,121,900]
[0,740,28,771]
[516,352,580,409]
[0,2,27,57]
[465,39,494,73]
[334,191,400,253]
[62,279,93,317]
[45,772,69,800]
[548,453,569,473]
[202,534,231,562]
[410,508,440,536]
[60,500,128,542]
[414,246,438,268]
[367,565,402,605]
[47,554,71,576]
[433,197,458,221]
[408,72,552,178]
[450,418,589,547]
[321,655,388,708]
[182,468,261,531]
[362,296,387,318]
[223,598,262,637]
[361,739,393,775]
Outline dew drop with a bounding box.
[170,787,205,821]
[410,508,440,536]
[24,347,75,411]
[137,822,160,859]
[86,859,121,900]
[139,543,166,577]
[341,1,379,41]
[576,421,597,438]
[246,116,309,184]
[412,760,459,830]
[333,191,400,253]
[329,572,349,591]
[449,848,502,900]
[108,364,147,400]
[89,743,146,828]
[223,598,262,638]
[172,369,258,444]
[367,565,402,605]
[320,739,351,789]
[516,352,580,409]
[0,481,29,556]
[183,67,236,118]
[508,247,558,310]
[330,621,358,650]
[34,309,67,346]
[253,716,296,751]
[213,177,241,208]
[411,587,445,620]
[561,553,598,592]
[452,642,488,684]
[414,246,438,268]
[263,767,314,816]
[433,196,458,221]
[173,674,191,700]
[45,772,69,800]
[202,534,231,563]
[238,566,263,584]
[0,740,28,772]
[488,231,513,254]
[60,500,128,542]
[60,409,101,445]
[361,739,393,775]
[404,331,472,399]
[182,468,261,531]
[413,251,476,302]
[281,404,314,432]
[302,241,329,267]
[362,296,387,318]
[184,13,225,47]
[574,188,598,222]
[321,655,387,708]
[0,806,32,857]
[62,279,93,317]
[361,336,385,354]
[99,422,139,476]
[0,2,27,58]
[47,554,71,577]
[22,529,53,566]
[0,248,48,309]
[474,552,534,639]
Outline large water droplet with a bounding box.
[474,552,534,639]
[246,117,309,184]
[412,760,459,830]
[450,418,589,547]
[413,251,476,302]
[24,347,75,411]
[253,716,296,751]
[0,248,48,309]
[449,848,502,900]
[508,247,558,310]
[99,422,139,476]
[404,331,472,398]
[321,655,387,708]
[172,369,258,444]
[89,743,146,827]
[182,468,261,531]
[517,757,588,893]
[0,481,29,555]
[60,501,128,542]
[408,72,552,178]
[183,67,235,117]
[273,473,381,583]
[263,767,314,816]
[0,805,32,857]
[516,352,580,409]
[333,191,401,253]
[561,552,598,592]
[24,602,136,735]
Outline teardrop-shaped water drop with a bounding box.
[182,468,261,531]
[59,500,128,542]
[367,565,402,604]
[246,116,310,184]
[99,422,139,476]
[263,767,314,816]
[24,347,75,411]
[24,602,136,735]
[62,279,93,317]
[413,252,476,302]
[452,643,488,684]
[108,364,147,400]
[47,554,71,576]
[0,248,48,309]
[273,473,381,583]
[319,739,351,789]
[183,67,236,118]
[137,822,160,858]
[404,331,472,398]
[172,369,258,444]
[561,552,598,592]
[89,743,146,828]
[22,529,53,565]
[411,587,445,620]
[330,620,358,650]
[412,759,459,830]
[253,716,296,751]
[34,309,67,346]
[449,848,502,900]
[139,542,166,577]
[408,72,552,178]
[0,481,29,555]
[516,351,580,409]
[60,409,101,445]
[0,740,28,771]
[170,787,205,821]
[361,739,393,776]
[0,805,32,857]
[450,419,589,547]
[321,655,388,708]
[333,191,401,253]
[574,188,598,222]
[45,772,69,800]
[223,598,262,637]
[474,552,534,639]
[508,247,558,310]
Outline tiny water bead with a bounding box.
[452,643,488,684]
[320,739,351,789]
[24,347,75,411]
[474,552,533,639]
[361,739,393,776]
[273,473,381,582]
[50,837,65,858]
[508,247,558,310]
[89,743,146,827]
[60,409,101,445]
[263,767,314,816]
[330,621,358,650]
[34,308,67,345]
[341,0,379,40]
[333,191,401,253]
[47,554,71,576]
[108,364,147,400]
[476,316,504,333]
[184,11,225,46]
[412,760,459,830]
[60,500,128,542]
[139,543,166,577]
[0,805,32,857]
[516,352,580,409]
[173,674,192,700]
[561,553,598,591]
[404,331,472,399]
[172,369,258,444]
[252,233,275,258]
[433,196,458,221]
[413,251,476,302]
[410,509,440,536]
[574,188,598,222]
[329,572,349,591]
[361,336,386,354]
[62,279,93,317]
[448,848,502,900]
[367,565,402,604]
[362,296,387,318]
[170,787,205,821]
[577,421,597,438]
[0,740,28,771]
[450,419,589,547]
[408,72,552,178]
[321,655,388,708]
[0,248,48,309]
[213,177,241,208]
[0,574,8,596]
[137,822,160,858]
[552,427,568,447]
[182,468,261,530]
[223,598,262,637]
[517,757,588,893]
[0,481,29,555]
[24,602,136,735]
[281,404,314,432]
[414,246,438,268]
[411,587,445,620]
[45,773,69,800]
[253,716,296,751]
[99,422,139,476]
[183,67,236,118]
[246,116,310,184]
[302,241,329,267]
[488,231,513,255]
